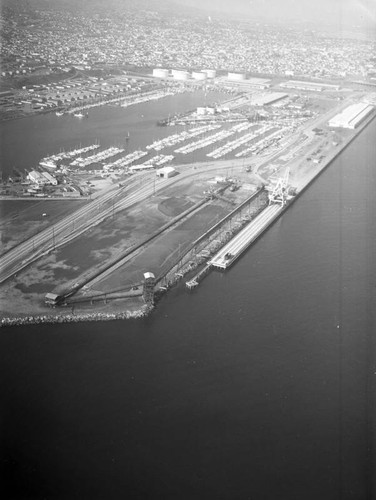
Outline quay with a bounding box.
[209,204,283,269]
[185,202,283,289]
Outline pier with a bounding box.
[209,204,283,269]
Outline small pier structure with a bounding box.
[186,264,212,290]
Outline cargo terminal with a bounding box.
[328,102,375,129]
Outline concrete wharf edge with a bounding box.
[186,110,376,286]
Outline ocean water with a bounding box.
[0,116,375,498]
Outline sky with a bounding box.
[171,0,376,28]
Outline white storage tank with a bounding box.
[228,72,246,81]
[152,68,169,78]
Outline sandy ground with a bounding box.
[0,198,87,254]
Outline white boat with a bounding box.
[55,111,64,117]
[73,112,84,118]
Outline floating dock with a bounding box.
[209,204,283,269]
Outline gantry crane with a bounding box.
[268,167,290,207]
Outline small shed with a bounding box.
[156,166,177,179]
[45,292,63,306]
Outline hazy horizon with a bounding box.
[169,0,376,33]
[4,0,376,31]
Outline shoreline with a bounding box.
[1,110,375,328]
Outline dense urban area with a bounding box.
[1,0,376,119]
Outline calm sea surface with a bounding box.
[1,99,375,499]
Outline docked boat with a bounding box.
[73,112,84,118]
[55,111,64,117]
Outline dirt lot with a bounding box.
[0,198,87,254]
[0,169,256,318]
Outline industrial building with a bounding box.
[196,106,216,115]
[156,166,177,178]
[247,77,271,89]
[328,102,374,129]
[227,72,246,81]
[280,80,340,92]
[27,170,57,185]
[251,92,288,106]
[202,69,216,78]
[191,71,207,80]
[171,70,189,81]
[152,68,169,78]
[41,171,58,185]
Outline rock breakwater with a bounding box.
[1,306,152,328]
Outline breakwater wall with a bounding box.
[1,305,152,328]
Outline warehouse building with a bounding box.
[191,71,207,80]
[27,170,48,185]
[247,77,272,89]
[202,69,216,78]
[251,92,288,106]
[227,72,246,81]
[280,80,340,92]
[153,68,169,78]
[328,102,374,129]
[156,166,177,178]
[41,171,58,185]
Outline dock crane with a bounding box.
[268,167,290,207]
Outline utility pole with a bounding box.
[52,226,56,251]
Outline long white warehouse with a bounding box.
[328,102,374,129]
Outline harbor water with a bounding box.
[0,89,227,178]
[1,102,375,498]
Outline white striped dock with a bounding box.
[209,204,283,269]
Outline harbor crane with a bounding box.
[268,167,290,207]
